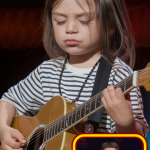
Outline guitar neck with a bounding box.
[43,71,138,143]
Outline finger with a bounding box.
[103,88,111,105]
[115,88,125,101]
[2,144,22,150]
[2,144,12,150]
[11,129,26,144]
[4,136,22,149]
[126,101,133,111]
[108,85,117,102]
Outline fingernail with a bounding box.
[22,139,26,143]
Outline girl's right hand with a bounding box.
[1,125,26,150]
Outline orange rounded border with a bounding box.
[72,134,147,150]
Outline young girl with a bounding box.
[0,0,149,149]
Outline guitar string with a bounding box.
[25,67,150,145]
[24,68,149,146]
[139,72,150,79]
[25,73,134,146]
[26,67,149,143]
[27,74,135,147]
[137,68,150,80]
[138,70,150,75]
[25,73,134,145]
[138,75,150,80]
[138,67,149,72]
[26,73,135,146]
[138,67,150,74]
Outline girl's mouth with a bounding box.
[65,39,80,46]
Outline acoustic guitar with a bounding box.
[0,63,150,150]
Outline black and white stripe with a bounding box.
[0,57,149,136]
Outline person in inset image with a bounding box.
[101,142,119,150]
[77,138,89,150]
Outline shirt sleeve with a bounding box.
[0,64,44,116]
[110,60,149,136]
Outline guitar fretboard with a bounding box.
[42,73,134,143]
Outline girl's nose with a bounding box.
[65,20,78,34]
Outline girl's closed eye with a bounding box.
[79,20,91,25]
[57,20,91,25]
[57,21,66,25]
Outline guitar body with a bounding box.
[0,96,78,150]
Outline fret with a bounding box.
[48,127,50,140]
[43,128,46,142]
[48,126,51,139]
[45,127,48,141]
[65,115,69,128]
[60,118,62,132]
[76,109,81,121]
[46,127,49,140]
[52,124,55,137]
[44,127,47,142]
[47,127,49,141]
[126,77,133,91]
[61,117,64,131]
[119,82,124,92]
[55,123,58,135]
[54,124,56,136]
[56,122,58,134]
[68,114,72,126]
[81,104,85,118]
[90,99,96,112]
[50,126,53,138]
[72,112,76,124]
[95,95,97,109]
[116,75,133,94]
[57,121,60,133]
[85,102,90,115]
[63,116,65,130]
[75,109,77,122]
[90,100,91,112]
[96,97,101,108]
[80,107,81,119]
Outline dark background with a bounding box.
[0,0,150,147]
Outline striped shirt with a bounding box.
[0,57,149,136]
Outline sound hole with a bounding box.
[27,128,44,150]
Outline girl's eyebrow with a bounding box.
[52,12,90,17]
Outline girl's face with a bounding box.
[52,0,101,60]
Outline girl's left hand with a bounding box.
[102,85,134,129]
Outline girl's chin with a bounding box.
[65,50,85,56]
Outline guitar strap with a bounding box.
[87,54,114,131]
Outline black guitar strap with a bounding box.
[87,54,113,131]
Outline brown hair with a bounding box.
[43,0,135,68]
[101,142,119,150]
